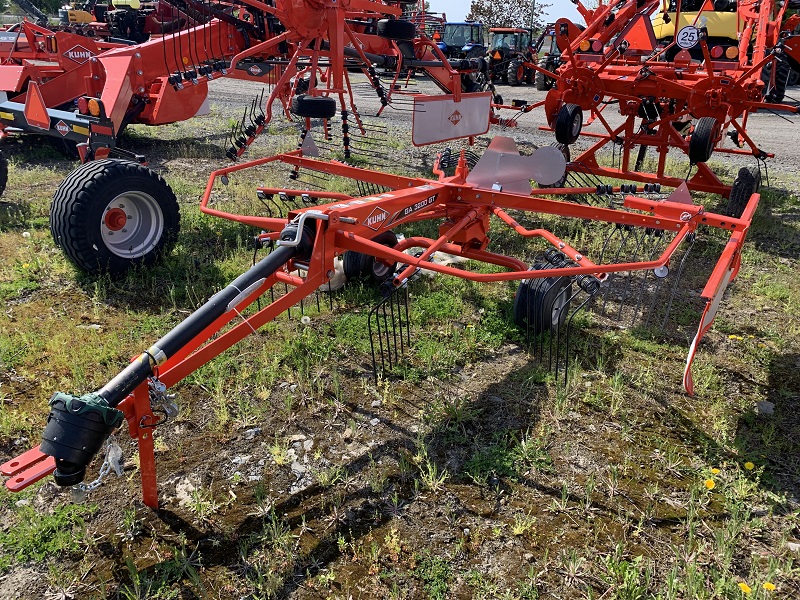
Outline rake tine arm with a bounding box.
[683,193,760,395]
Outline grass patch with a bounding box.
[0,490,95,572]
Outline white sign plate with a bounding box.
[676,26,700,50]
[412,92,492,146]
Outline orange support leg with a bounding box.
[125,385,159,509]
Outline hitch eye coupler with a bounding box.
[40,392,124,487]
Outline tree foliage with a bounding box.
[466,0,551,31]
[9,0,62,18]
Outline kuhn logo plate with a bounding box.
[55,120,70,136]
[63,45,95,65]
[364,207,388,230]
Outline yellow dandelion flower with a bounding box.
[744,462,755,471]
[711,468,720,474]
[738,582,752,594]
[22,263,30,269]
[704,479,715,490]
[763,582,776,591]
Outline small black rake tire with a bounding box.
[513,266,573,336]
[507,58,524,86]
[290,95,338,119]
[554,103,583,145]
[688,116,718,164]
[376,19,416,41]
[725,166,761,218]
[761,58,791,103]
[50,159,180,275]
[343,230,398,285]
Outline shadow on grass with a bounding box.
[119,128,231,162]
[734,351,800,499]
[121,361,554,598]
[71,216,256,313]
[98,323,800,598]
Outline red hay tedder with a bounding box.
[0,0,772,508]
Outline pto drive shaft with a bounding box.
[40,222,315,486]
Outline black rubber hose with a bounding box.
[96,223,314,406]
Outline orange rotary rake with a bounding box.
[3,130,760,507]
[537,0,799,198]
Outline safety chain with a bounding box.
[71,435,123,502]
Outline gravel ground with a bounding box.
[207,73,800,178]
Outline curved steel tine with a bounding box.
[660,233,697,333]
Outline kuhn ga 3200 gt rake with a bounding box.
[3,132,760,508]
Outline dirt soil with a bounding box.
[0,76,799,600]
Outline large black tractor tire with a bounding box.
[513,267,573,336]
[535,59,551,90]
[725,166,761,218]
[50,159,180,275]
[788,68,800,88]
[343,230,399,285]
[507,58,524,86]
[554,103,583,145]
[525,66,534,85]
[0,149,7,196]
[376,18,416,41]
[465,46,485,60]
[688,117,718,164]
[290,95,338,119]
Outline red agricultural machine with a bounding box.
[486,27,534,85]
[25,0,510,276]
[1,133,761,507]
[536,0,800,200]
[485,24,561,89]
[0,1,245,161]
[0,0,767,509]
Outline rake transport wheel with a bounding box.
[761,58,791,103]
[343,230,398,285]
[554,103,583,145]
[376,18,416,41]
[51,159,180,275]
[0,149,7,196]
[513,267,574,336]
[688,117,718,164]
[725,166,761,218]
[290,95,338,119]
[507,58,525,86]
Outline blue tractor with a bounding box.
[436,21,486,59]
